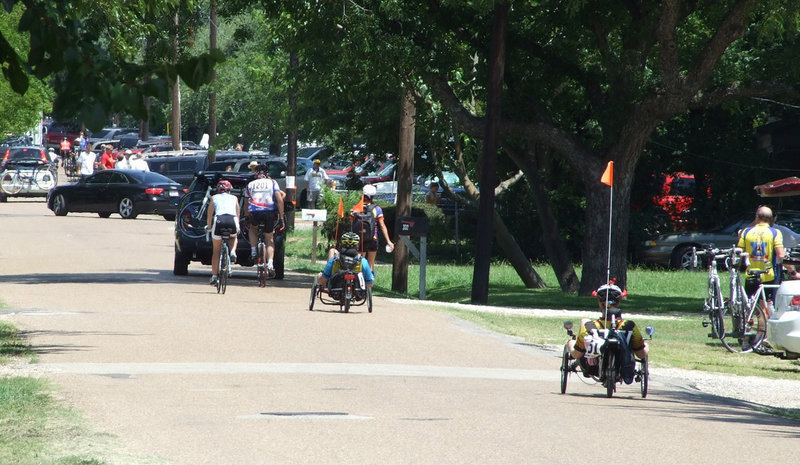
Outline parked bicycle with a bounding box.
[727,263,774,354]
[0,163,56,196]
[694,245,732,341]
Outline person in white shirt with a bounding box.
[115,150,133,169]
[303,158,329,208]
[130,153,150,171]
[206,180,240,285]
[76,149,96,179]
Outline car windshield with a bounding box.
[7,148,42,160]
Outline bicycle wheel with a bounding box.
[178,201,208,239]
[639,357,649,398]
[604,353,616,398]
[720,301,757,353]
[709,304,725,340]
[309,284,317,311]
[218,245,229,294]
[560,346,571,394]
[257,242,267,287]
[0,172,21,195]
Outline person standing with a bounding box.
[115,150,132,169]
[75,147,96,180]
[101,145,115,169]
[351,184,394,272]
[78,131,88,153]
[304,158,329,208]
[425,181,440,205]
[130,153,150,171]
[737,205,785,310]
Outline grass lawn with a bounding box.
[285,225,800,381]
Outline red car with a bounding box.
[44,122,83,149]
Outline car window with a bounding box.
[179,160,199,172]
[109,173,128,184]
[8,148,42,160]
[267,161,285,178]
[86,171,113,184]
[296,164,308,176]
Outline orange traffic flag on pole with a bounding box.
[337,196,344,217]
[601,161,614,186]
[352,196,365,213]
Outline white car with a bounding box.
[767,280,800,359]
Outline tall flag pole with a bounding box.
[600,161,614,319]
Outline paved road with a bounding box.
[1,198,798,464]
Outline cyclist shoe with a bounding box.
[230,252,237,263]
[209,275,218,285]
[250,249,257,259]
[267,264,275,278]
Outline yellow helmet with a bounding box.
[341,232,360,249]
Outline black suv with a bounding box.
[173,171,289,278]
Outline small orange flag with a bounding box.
[601,161,614,187]
[337,196,344,217]
[352,196,365,214]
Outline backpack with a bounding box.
[352,204,377,242]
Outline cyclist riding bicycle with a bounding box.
[206,179,240,286]
[245,164,284,277]
[316,232,374,291]
[566,282,649,383]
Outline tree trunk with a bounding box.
[472,2,508,304]
[208,0,217,147]
[392,91,415,293]
[505,143,579,292]
[170,11,181,150]
[286,52,299,230]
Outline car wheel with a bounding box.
[0,192,6,203]
[670,245,695,270]
[52,193,68,216]
[163,213,176,221]
[118,197,138,219]
[299,190,308,209]
[98,212,112,218]
[173,247,190,276]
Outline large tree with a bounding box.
[0,0,223,131]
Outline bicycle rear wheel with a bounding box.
[257,242,267,287]
[218,245,229,294]
[0,172,21,195]
[604,353,616,398]
[720,303,765,353]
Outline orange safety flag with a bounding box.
[352,196,365,214]
[601,161,614,187]
[337,196,344,217]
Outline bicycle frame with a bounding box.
[724,254,774,353]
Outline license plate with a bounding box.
[169,190,179,197]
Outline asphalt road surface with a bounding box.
[1,198,798,464]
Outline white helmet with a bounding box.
[362,184,377,197]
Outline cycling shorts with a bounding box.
[249,210,277,234]
[359,237,378,253]
[212,214,239,240]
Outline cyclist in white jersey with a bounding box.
[206,179,240,285]
[245,165,284,276]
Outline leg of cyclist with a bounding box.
[210,237,222,285]
[247,211,258,260]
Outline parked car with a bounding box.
[146,154,209,187]
[637,210,800,269]
[173,170,291,278]
[44,122,83,149]
[88,127,137,145]
[0,146,57,202]
[47,169,184,220]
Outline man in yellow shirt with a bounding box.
[737,206,785,305]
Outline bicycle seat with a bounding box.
[747,269,770,277]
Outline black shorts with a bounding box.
[359,237,378,253]
[250,210,277,233]
[212,214,238,239]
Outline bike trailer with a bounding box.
[767,280,800,358]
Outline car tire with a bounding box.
[98,212,112,218]
[52,193,68,216]
[173,247,189,276]
[0,192,6,203]
[299,189,308,209]
[118,197,138,219]
[670,245,694,270]
[163,213,176,222]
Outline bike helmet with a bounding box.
[341,231,360,249]
[363,184,377,198]
[217,179,232,193]
[592,283,625,308]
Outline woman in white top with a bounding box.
[206,179,240,285]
